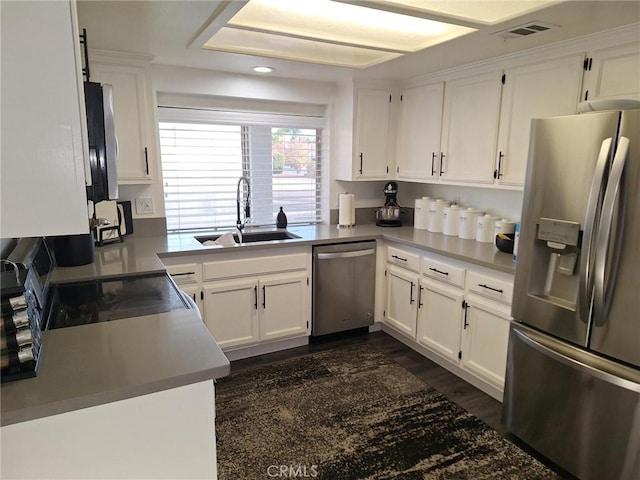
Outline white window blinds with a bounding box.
[158,108,323,232]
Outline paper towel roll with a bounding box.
[414,198,429,230]
[338,193,355,227]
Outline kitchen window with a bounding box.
[158,107,323,232]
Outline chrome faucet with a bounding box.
[236,176,251,242]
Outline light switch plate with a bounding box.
[135,197,154,215]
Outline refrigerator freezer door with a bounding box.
[503,324,640,480]
[590,109,640,368]
[512,111,620,346]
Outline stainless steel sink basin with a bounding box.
[195,230,301,245]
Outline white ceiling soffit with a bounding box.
[352,0,562,26]
[195,0,477,68]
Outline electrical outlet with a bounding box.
[135,197,154,215]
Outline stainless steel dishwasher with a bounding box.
[312,241,376,336]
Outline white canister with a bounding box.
[476,214,498,243]
[494,219,516,237]
[427,199,450,233]
[443,204,462,236]
[414,198,429,230]
[458,208,482,240]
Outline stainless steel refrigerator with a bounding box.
[503,109,640,480]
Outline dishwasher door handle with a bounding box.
[316,249,376,260]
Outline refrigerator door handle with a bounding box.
[513,327,640,393]
[578,138,612,323]
[594,137,629,327]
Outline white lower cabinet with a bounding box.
[203,272,308,350]
[203,278,260,349]
[385,265,419,337]
[165,262,204,317]
[161,248,311,355]
[202,249,311,353]
[461,295,512,390]
[383,243,513,400]
[416,280,464,364]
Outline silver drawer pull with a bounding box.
[478,283,503,293]
[391,254,407,262]
[171,271,195,277]
[429,267,449,276]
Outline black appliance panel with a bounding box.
[46,273,188,330]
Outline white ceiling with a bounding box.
[77,1,640,83]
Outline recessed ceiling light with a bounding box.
[252,66,274,73]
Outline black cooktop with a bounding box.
[45,273,188,330]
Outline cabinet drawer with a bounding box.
[166,263,202,285]
[387,246,420,272]
[422,258,465,288]
[203,254,308,281]
[467,271,513,304]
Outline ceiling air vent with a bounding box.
[493,21,557,40]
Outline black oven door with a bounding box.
[45,273,189,330]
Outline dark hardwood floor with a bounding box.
[228,330,576,479]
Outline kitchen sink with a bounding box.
[195,230,301,245]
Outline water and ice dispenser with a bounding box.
[527,218,582,310]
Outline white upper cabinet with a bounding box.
[1,0,90,238]
[354,88,392,179]
[439,71,503,184]
[396,82,444,181]
[496,54,584,186]
[89,53,157,184]
[334,82,394,181]
[582,42,640,102]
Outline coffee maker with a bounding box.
[376,182,402,227]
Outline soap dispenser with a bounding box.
[276,207,288,228]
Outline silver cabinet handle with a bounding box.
[317,249,375,260]
[594,137,629,327]
[513,327,640,392]
[579,138,612,323]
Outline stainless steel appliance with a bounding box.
[1,238,53,382]
[376,182,402,227]
[503,109,640,480]
[312,241,376,336]
[84,81,118,202]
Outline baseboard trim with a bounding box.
[224,336,309,361]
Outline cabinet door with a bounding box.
[180,285,204,319]
[202,279,259,350]
[1,0,90,237]
[385,265,419,338]
[396,83,444,181]
[259,272,309,341]
[583,43,640,101]
[354,88,391,179]
[416,280,464,363]
[440,71,503,183]
[496,55,584,186]
[462,295,512,390]
[90,63,153,183]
